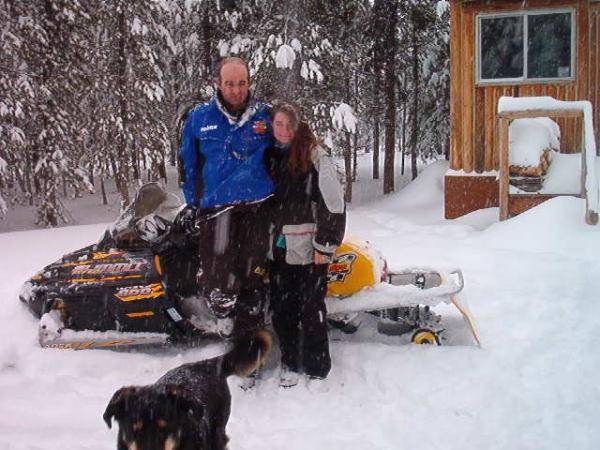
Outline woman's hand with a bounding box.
[314,251,332,265]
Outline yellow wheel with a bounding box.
[411,328,440,345]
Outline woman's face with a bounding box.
[272,112,295,145]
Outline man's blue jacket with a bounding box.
[179,95,274,208]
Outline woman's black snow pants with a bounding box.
[270,262,331,379]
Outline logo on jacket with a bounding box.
[200,124,218,133]
[253,120,267,135]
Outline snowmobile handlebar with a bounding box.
[174,204,235,236]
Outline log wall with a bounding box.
[450,0,599,174]
[592,2,600,151]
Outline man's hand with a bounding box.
[314,250,333,265]
[176,205,199,235]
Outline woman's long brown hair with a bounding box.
[272,104,317,177]
[289,121,318,176]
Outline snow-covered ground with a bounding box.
[1,158,599,449]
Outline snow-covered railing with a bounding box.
[497,96,599,225]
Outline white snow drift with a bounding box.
[0,162,599,449]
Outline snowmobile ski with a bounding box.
[39,310,169,350]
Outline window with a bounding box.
[477,10,574,83]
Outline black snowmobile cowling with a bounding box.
[22,246,175,334]
[19,183,201,349]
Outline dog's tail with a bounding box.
[223,329,272,377]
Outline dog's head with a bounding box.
[103,385,207,450]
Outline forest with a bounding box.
[0,0,450,226]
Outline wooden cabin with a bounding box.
[445,0,600,219]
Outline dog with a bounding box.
[103,330,271,450]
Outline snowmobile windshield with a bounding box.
[103,183,184,247]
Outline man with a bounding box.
[178,57,273,343]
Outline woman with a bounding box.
[264,104,346,388]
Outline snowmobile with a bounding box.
[19,183,480,350]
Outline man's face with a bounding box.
[217,63,250,111]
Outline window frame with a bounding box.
[475,8,576,86]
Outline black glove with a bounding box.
[176,204,199,235]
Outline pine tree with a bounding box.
[368,0,387,181]
[382,0,398,194]
[404,0,439,180]
[0,0,30,213]
[4,1,94,226]
[420,1,450,161]
[159,0,217,167]
[0,0,452,223]
[98,1,170,208]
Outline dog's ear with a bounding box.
[103,387,134,429]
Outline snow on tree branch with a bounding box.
[275,44,296,69]
[301,59,323,83]
[131,17,148,35]
[436,1,449,18]
[332,103,357,134]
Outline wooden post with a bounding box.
[497,109,583,120]
[498,117,510,221]
[498,118,510,220]
[583,122,599,225]
[581,123,587,199]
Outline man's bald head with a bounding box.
[215,57,250,83]
[215,57,251,111]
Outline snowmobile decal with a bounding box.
[69,274,144,284]
[93,251,123,259]
[115,283,165,303]
[327,253,357,283]
[126,311,155,318]
[45,339,140,350]
[62,258,128,268]
[62,260,93,267]
[327,239,380,298]
[60,252,128,268]
[154,255,163,276]
[71,262,147,276]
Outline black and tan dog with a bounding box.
[103,330,271,450]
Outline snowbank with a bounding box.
[474,196,600,259]
[1,160,600,449]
